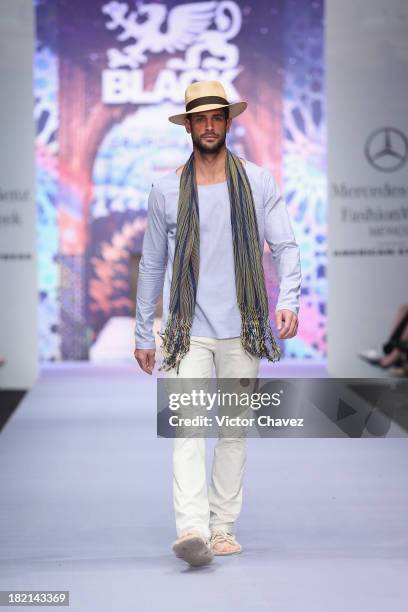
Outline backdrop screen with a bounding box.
[34,0,326,361]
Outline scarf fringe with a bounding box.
[241,306,281,363]
[157,307,281,375]
[157,315,192,375]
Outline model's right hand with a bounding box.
[134,348,156,375]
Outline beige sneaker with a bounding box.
[172,530,214,566]
[210,531,242,555]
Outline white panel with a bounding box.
[327,0,408,376]
[0,0,38,388]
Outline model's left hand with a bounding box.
[275,309,298,339]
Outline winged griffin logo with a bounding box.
[101,1,242,70]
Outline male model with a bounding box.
[134,80,301,566]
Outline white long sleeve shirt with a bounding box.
[135,158,301,349]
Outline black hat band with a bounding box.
[185,96,229,112]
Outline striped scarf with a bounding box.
[158,148,281,374]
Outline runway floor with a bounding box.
[0,361,407,611]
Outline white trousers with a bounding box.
[163,336,260,540]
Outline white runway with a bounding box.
[0,362,407,611]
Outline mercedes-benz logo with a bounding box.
[365,127,408,172]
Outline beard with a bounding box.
[191,131,227,155]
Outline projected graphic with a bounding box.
[34,0,326,361]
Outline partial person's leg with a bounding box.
[380,307,408,367]
[208,338,260,552]
[164,337,215,541]
[383,306,408,353]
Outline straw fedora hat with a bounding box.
[168,80,247,125]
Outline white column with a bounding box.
[0,0,38,388]
[327,0,408,376]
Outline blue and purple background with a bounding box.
[34,0,326,361]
